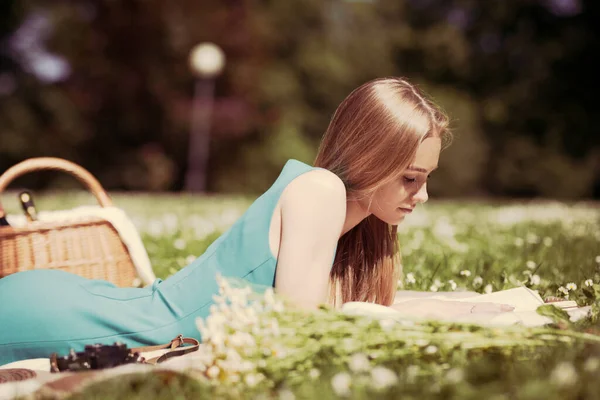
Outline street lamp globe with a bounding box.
[189,42,226,78]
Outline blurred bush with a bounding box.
[0,0,597,198]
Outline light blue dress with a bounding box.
[0,159,322,365]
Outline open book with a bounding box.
[342,287,590,327]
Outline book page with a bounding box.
[452,287,544,312]
[394,287,544,312]
[545,300,578,309]
[342,298,590,328]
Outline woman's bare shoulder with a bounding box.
[274,169,346,308]
[280,168,347,211]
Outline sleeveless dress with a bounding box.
[0,159,325,365]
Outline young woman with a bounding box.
[0,77,511,365]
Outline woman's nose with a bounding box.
[413,183,429,204]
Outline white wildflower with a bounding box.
[220,208,241,226]
[209,304,219,316]
[484,284,493,294]
[543,237,553,246]
[331,372,352,397]
[349,353,371,373]
[194,220,216,239]
[206,365,220,379]
[272,345,287,359]
[405,272,416,284]
[147,220,164,237]
[424,345,438,355]
[526,233,540,244]
[278,388,296,400]
[429,284,439,292]
[228,331,256,348]
[445,368,464,384]
[433,217,456,239]
[379,318,396,331]
[272,301,285,313]
[162,213,179,234]
[550,362,578,387]
[585,279,594,287]
[264,287,276,306]
[459,270,471,277]
[404,365,419,384]
[530,274,541,286]
[398,319,415,327]
[224,372,239,383]
[266,318,281,336]
[185,255,196,264]
[473,276,483,287]
[448,280,457,291]
[566,282,577,291]
[341,338,355,352]
[449,241,470,253]
[245,373,261,388]
[526,260,537,270]
[240,360,255,372]
[131,216,145,230]
[173,238,186,250]
[309,368,321,379]
[584,357,600,372]
[558,286,569,296]
[514,237,524,247]
[370,366,398,390]
[415,339,429,347]
[595,255,600,263]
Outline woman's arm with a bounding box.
[274,170,347,309]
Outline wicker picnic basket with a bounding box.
[0,157,145,287]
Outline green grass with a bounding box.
[4,192,600,399]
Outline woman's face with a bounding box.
[367,137,441,225]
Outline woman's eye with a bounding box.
[403,177,417,184]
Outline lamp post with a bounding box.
[185,42,226,192]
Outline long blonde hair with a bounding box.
[314,77,451,306]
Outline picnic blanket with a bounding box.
[0,347,200,399]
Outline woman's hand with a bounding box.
[390,299,514,321]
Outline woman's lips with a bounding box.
[398,208,413,214]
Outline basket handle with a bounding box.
[0,157,113,216]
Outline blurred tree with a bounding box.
[388,0,599,197]
[0,0,265,191]
[0,0,597,198]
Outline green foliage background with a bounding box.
[0,0,599,198]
